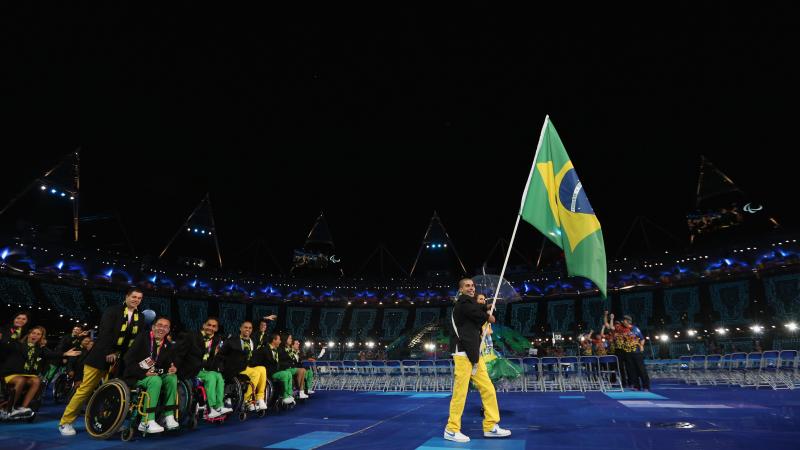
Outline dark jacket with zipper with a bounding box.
[449,294,489,364]
[0,340,62,377]
[220,336,257,380]
[122,331,176,386]
[175,331,224,379]
[85,304,143,371]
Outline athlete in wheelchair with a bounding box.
[52,333,94,404]
[257,332,297,410]
[175,316,233,426]
[220,320,270,419]
[84,316,181,440]
[1,326,81,421]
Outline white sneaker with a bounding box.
[281,396,295,405]
[59,423,76,436]
[164,415,180,430]
[256,399,268,410]
[443,429,470,443]
[307,389,315,394]
[138,420,164,434]
[207,408,223,419]
[220,406,233,415]
[247,402,257,411]
[298,391,309,399]
[11,407,32,416]
[484,424,511,438]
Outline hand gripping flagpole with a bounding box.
[481,115,551,347]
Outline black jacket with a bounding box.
[1,325,27,345]
[252,331,270,350]
[122,331,176,386]
[220,336,257,380]
[58,334,83,354]
[175,331,224,379]
[449,294,489,364]
[278,346,294,371]
[85,304,143,371]
[0,325,28,363]
[252,344,282,376]
[288,348,304,369]
[57,334,83,367]
[0,340,62,377]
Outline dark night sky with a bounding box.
[1,3,798,274]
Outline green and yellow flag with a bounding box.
[521,116,607,297]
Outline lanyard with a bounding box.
[149,332,165,363]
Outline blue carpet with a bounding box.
[3,382,800,449]
[265,431,350,449]
[604,391,668,400]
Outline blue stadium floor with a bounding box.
[2,382,799,450]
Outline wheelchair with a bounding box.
[179,375,250,428]
[83,377,181,441]
[268,377,298,412]
[222,374,269,421]
[51,369,76,404]
[0,375,44,423]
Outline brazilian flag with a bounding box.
[521,116,607,297]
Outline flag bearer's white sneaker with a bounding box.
[256,399,268,410]
[444,429,470,443]
[484,424,511,438]
[207,408,223,419]
[58,423,76,436]
[298,391,309,399]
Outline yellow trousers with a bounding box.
[60,364,105,426]
[446,355,499,433]
[240,366,267,401]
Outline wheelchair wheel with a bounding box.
[85,379,130,440]
[121,426,135,441]
[264,379,274,409]
[223,377,243,414]
[52,372,72,404]
[66,384,78,405]
[175,379,195,429]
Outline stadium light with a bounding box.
[328,341,335,348]
[715,328,727,335]
[750,325,763,333]
[786,322,798,331]
[659,334,669,342]
[346,342,354,348]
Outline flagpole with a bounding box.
[486,115,551,318]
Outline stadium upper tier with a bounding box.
[1,235,797,302]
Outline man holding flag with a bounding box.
[444,278,510,443]
[443,115,607,443]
